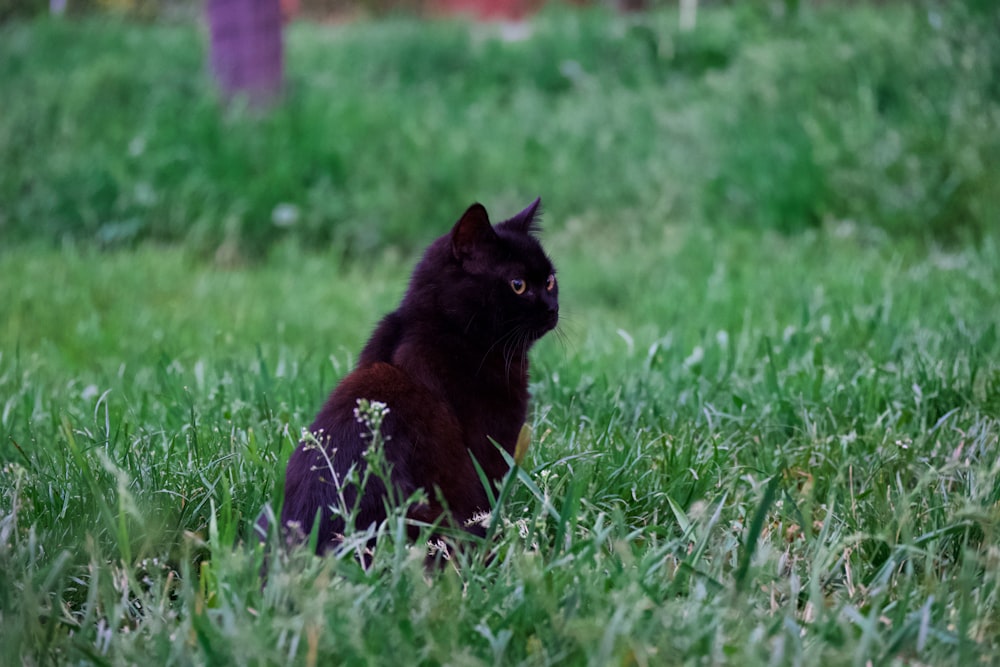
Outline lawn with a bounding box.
[2,3,1000,665]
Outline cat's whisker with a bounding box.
[550,328,571,356]
[519,330,532,376]
[463,312,478,335]
[501,325,532,384]
[551,311,580,334]
[519,333,531,379]
[478,326,522,376]
[501,327,522,381]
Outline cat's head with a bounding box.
[409,198,559,347]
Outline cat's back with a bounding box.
[310,360,481,507]
[357,311,404,366]
[311,359,446,438]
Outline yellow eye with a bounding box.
[546,274,556,292]
[510,279,526,295]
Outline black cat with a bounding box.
[278,199,558,554]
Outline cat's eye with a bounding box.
[510,279,526,295]
[546,274,556,292]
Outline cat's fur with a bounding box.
[278,199,558,553]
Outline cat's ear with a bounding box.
[451,203,498,260]
[498,197,542,235]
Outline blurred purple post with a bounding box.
[206,0,285,108]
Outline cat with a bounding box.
[277,198,559,555]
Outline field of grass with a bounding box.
[3,3,999,255]
[3,3,1000,665]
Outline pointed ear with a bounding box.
[498,197,542,235]
[451,203,497,260]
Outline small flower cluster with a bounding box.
[353,399,390,437]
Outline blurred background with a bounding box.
[1,0,997,263]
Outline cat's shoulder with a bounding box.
[358,311,405,366]
[325,361,456,432]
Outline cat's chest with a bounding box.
[393,339,529,446]
[458,389,526,444]
[396,340,526,397]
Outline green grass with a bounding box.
[3,3,1000,665]
[3,225,999,664]
[2,3,999,256]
